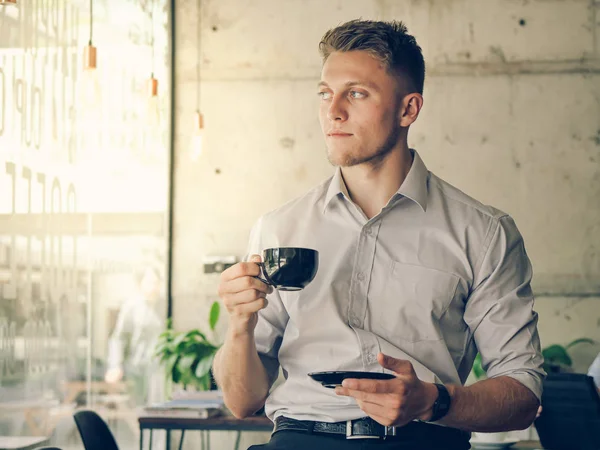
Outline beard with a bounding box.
[327,123,402,168]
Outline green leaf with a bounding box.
[197,373,212,391]
[177,355,197,374]
[565,338,595,349]
[185,329,208,342]
[472,353,486,380]
[155,349,173,364]
[154,328,176,355]
[209,301,221,331]
[171,355,183,384]
[164,353,180,373]
[542,344,572,367]
[191,341,218,355]
[194,353,216,379]
[172,333,189,349]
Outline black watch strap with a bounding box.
[429,383,451,422]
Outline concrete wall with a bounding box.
[172,0,600,446]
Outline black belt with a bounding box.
[274,416,471,445]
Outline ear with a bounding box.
[399,93,423,128]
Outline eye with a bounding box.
[350,90,366,99]
[318,91,332,100]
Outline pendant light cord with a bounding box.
[196,0,201,111]
[150,0,155,77]
[89,0,93,45]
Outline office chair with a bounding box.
[73,410,120,450]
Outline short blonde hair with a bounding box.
[319,19,425,94]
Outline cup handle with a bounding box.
[256,262,274,287]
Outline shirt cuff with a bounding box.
[502,370,545,402]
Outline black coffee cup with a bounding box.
[257,247,319,291]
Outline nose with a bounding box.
[327,95,348,122]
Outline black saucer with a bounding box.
[308,371,395,388]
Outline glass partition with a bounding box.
[0,1,171,448]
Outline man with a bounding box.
[105,266,163,405]
[213,19,545,450]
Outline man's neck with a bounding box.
[340,147,414,220]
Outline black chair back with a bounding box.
[534,373,600,450]
[73,410,120,450]
[34,447,63,450]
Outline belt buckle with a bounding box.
[345,419,384,440]
[384,425,397,439]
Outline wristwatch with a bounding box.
[429,383,451,422]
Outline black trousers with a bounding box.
[248,430,472,450]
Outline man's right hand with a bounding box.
[218,254,273,336]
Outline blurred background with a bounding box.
[1,0,599,449]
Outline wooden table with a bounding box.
[0,436,49,450]
[138,414,273,450]
[0,399,60,436]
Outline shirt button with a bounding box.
[351,317,361,327]
[357,272,365,281]
[364,227,372,236]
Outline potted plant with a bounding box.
[541,338,596,373]
[471,337,596,380]
[154,300,221,392]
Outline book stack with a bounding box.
[144,392,225,418]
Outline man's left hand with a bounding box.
[335,353,439,427]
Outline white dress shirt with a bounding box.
[246,150,545,423]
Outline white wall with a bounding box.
[172,0,600,445]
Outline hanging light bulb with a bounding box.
[0,0,18,5]
[79,42,101,111]
[144,0,160,128]
[189,111,204,161]
[78,0,101,113]
[145,73,160,128]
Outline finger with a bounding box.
[248,254,262,263]
[336,387,402,410]
[378,353,415,376]
[340,378,394,394]
[223,289,268,308]
[230,297,268,316]
[335,386,382,404]
[223,275,271,295]
[220,261,261,282]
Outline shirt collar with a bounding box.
[395,149,429,212]
[323,149,429,213]
[323,167,347,212]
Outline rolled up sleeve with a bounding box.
[464,215,546,400]
[245,217,289,387]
